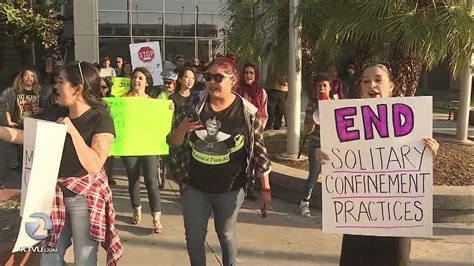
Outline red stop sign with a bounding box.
[138,46,155,63]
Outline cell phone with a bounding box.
[184,105,200,122]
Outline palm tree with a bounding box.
[221,0,290,84]
[223,1,471,97]
[297,0,473,96]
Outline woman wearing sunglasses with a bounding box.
[168,57,272,266]
[158,71,179,99]
[316,63,439,266]
[0,61,122,265]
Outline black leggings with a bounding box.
[267,90,287,129]
[122,155,161,213]
[104,157,115,180]
[339,235,411,266]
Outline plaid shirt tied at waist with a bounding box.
[47,171,122,266]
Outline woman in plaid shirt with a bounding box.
[0,61,122,266]
[168,57,272,266]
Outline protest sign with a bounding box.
[129,41,163,86]
[111,77,131,97]
[319,97,433,238]
[104,97,173,156]
[14,118,67,252]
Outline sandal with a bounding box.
[132,208,141,225]
[153,219,164,234]
[152,212,163,233]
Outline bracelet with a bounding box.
[261,188,271,193]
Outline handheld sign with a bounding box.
[104,97,173,156]
[111,77,131,97]
[319,97,433,238]
[14,118,67,252]
[129,41,163,86]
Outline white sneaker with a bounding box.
[299,200,311,217]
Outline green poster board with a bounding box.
[111,77,131,97]
[104,97,173,156]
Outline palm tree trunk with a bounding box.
[349,46,373,99]
[390,53,424,97]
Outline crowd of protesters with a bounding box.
[0,51,440,266]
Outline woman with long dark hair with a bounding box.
[122,67,164,233]
[0,61,122,265]
[169,67,196,112]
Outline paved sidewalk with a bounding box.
[433,113,474,139]
[63,176,473,266]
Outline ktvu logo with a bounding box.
[20,212,57,253]
[25,212,52,240]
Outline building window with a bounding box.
[97,0,227,61]
[99,37,132,62]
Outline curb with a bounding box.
[269,161,474,223]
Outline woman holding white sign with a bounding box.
[0,61,122,265]
[316,62,439,266]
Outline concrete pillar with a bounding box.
[73,0,99,63]
[456,67,472,142]
[286,0,302,157]
[456,0,473,142]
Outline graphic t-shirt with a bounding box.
[188,96,248,194]
[5,89,40,128]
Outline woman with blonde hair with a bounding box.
[4,67,45,168]
[4,67,43,129]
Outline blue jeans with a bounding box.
[41,195,99,266]
[181,185,245,266]
[302,140,321,201]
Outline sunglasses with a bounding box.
[101,85,109,89]
[76,60,84,86]
[164,81,175,85]
[203,72,234,83]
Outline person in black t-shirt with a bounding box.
[0,61,122,265]
[168,57,272,266]
[169,68,196,113]
[4,67,45,169]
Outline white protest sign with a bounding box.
[14,118,67,252]
[129,41,163,86]
[319,97,433,238]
